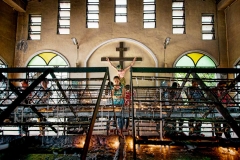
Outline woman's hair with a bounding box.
[107,81,114,86]
[21,80,28,84]
[113,76,120,80]
[171,82,178,88]
[21,80,28,87]
[125,84,130,90]
[217,81,227,87]
[192,79,199,83]
[42,78,49,83]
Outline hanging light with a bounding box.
[71,37,79,49]
[71,37,80,66]
[163,37,171,67]
[164,37,171,49]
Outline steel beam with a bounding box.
[81,69,109,160]
[191,72,240,138]
[0,70,58,133]
[1,121,90,126]
[0,67,108,73]
[49,71,77,117]
[131,67,240,73]
[0,69,51,123]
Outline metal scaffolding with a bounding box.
[130,67,240,159]
[1,67,240,159]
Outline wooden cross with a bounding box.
[101,42,142,69]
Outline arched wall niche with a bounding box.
[86,38,158,86]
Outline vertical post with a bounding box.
[130,67,136,160]
[81,69,108,160]
[164,48,166,67]
[76,46,80,67]
[160,88,163,140]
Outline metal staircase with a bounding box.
[0,67,118,160]
[130,67,240,159]
[1,67,240,159]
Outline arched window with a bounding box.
[174,52,217,86]
[0,59,7,92]
[234,60,240,103]
[0,59,7,68]
[25,52,69,136]
[234,60,240,69]
[175,52,216,68]
[27,52,69,79]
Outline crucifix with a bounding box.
[101,42,142,69]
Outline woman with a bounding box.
[112,76,125,138]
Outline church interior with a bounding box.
[0,0,240,159]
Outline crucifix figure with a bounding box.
[101,42,142,86]
[106,57,136,86]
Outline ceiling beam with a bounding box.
[3,0,27,12]
[217,0,237,10]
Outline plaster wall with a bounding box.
[0,0,18,67]
[225,0,240,67]
[5,0,231,78]
[216,10,228,68]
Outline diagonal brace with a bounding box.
[49,71,77,117]
[191,72,240,138]
[0,69,57,135]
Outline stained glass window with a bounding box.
[175,52,216,68]
[175,52,216,86]
[27,52,68,79]
[28,52,68,66]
